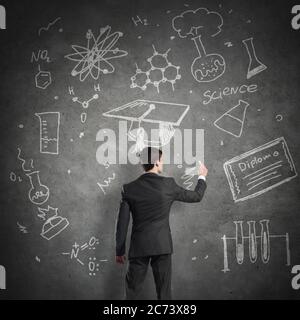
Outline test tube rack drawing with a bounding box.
[102,100,190,151]
[221,219,290,273]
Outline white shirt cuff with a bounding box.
[198,175,206,181]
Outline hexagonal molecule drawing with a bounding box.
[130,45,181,93]
[35,65,52,89]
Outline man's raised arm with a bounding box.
[172,162,208,203]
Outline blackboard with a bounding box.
[1,0,300,299]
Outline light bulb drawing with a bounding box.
[65,26,128,82]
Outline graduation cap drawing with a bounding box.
[214,100,249,138]
[102,100,190,149]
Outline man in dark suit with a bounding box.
[115,147,207,300]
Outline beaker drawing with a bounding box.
[26,171,50,205]
[191,36,226,83]
[247,221,257,263]
[242,37,267,79]
[234,221,244,264]
[260,220,270,264]
[35,112,60,155]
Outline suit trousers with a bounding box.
[125,253,172,300]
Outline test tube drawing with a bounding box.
[247,221,258,263]
[35,112,60,154]
[221,235,230,273]
[260,219,270,264]
[242,37,267,79]
[234,221,244,264]
[221,219,290,273]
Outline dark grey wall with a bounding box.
[0,0,300,299]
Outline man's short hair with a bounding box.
[139,147,162,172]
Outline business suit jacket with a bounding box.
[115,172,207,259]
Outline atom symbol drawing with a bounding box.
[65,26,128,82]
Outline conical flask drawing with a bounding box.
[242,37,267,79]
[214,100,249,138]
[26,171,50,205]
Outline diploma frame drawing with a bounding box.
[223,137,298,202]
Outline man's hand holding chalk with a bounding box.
[198,161,208,177]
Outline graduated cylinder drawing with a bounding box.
[172,7,225,83]
[221,220,290,273]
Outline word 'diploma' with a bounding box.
[224,137,297,202]
[0,5,5,29]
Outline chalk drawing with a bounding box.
[214,100,249,138]
[35,112,60,154]
[35,65,52,89]
[26,171,50,205]
[72,93,99,124]
[221,219,290,273]
[97,173,116,195]
[31,50,51,63]
[103,100,189,150]
[17,148,34,172]
[17,222,28,234]
[224,42,233,47]
[130,45,181,93]
[181,166,197,190]
[39,206,69,240]
[65,26,128,82]
[9,172,22,182]
[242,37,267,79]
[223,137,297,202]
[38,17,61,36]
[131,16,149,26]
[172,7,225,83]
[62,236,107,276]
